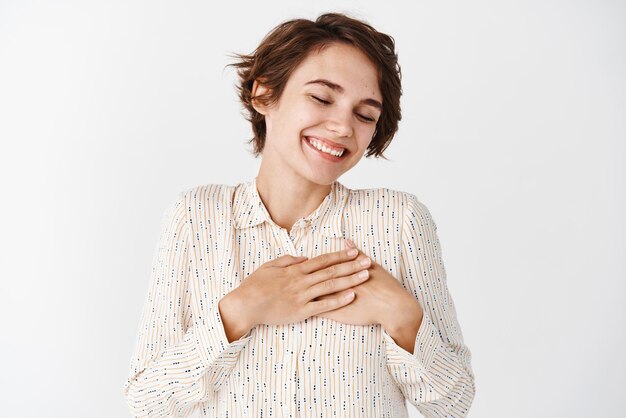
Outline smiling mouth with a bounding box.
[304,136,348,159]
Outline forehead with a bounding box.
[287,42,382,100]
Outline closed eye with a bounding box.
[311,94,377,123]
[357,114,376,123]
[311,95,331,105]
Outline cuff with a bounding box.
[382,311,444,374]
[194,304,253,370]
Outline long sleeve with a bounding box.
[123,191,253,417]
[381,193,475,417]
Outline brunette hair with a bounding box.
[229,13,402,158]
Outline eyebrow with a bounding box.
[304,78,383,110]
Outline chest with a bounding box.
[216,211,403,293]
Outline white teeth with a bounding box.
[308,138,344,157]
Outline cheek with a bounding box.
[301,100,327,119]
[357,126,376,147]
[273,104,311,131]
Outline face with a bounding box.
[253,42,382,186]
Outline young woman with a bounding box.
[123,13,475,417]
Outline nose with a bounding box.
[325,109,353,138]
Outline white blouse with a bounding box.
[123,178,475,417]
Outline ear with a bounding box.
[251,79,272,115]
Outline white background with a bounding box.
[1,1,624,417]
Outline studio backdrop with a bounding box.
[0,1,624,417]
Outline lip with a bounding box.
[305,136,348,152]
[303,137,347,162]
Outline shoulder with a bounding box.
[178,183,238,206]
[170,183,241,225]
[344,185,405,210]
[345,185,436,229]
[345,185,428,214]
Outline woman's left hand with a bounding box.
[313,239,423,327]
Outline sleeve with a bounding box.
[381,193,476,417]
[122,191,253,417]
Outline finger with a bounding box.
[269,254,309,268]
[305,289,356,316]
[306,269,369,300]
[304,255,371,288]
[345,238,357,249]
[298,248,358,274]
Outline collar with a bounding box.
[232,177,349,238]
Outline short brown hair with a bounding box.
[229,13,402,158]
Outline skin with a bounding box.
[219,42,423,354]
[253,42,383,231]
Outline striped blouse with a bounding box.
[123,177,475,417]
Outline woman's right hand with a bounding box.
[233,248,372,327]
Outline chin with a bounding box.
[307,171,343,186]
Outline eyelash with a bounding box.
[310,95,376,123]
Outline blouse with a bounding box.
[122,177,475,417]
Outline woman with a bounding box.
[123,13,475,417]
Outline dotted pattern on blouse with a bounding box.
[123,178,475,417]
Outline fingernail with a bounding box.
[360,257,371,267]
[347,248,358,257]
[345,291,355,300]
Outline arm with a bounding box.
[122,191,253,417]
[382,193,475,417]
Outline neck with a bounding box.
[255,159,333,233]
